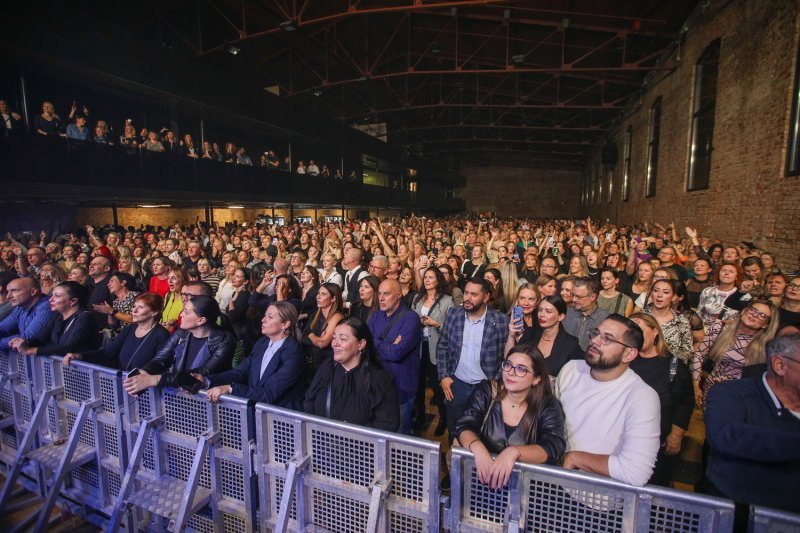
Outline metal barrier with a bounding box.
[749,505,800,533]
[0,351,36,468]
[446,446,736,533]
[254,403,441,533]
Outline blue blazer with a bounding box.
[208,335,306,410]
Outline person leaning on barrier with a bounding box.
[703,333,800,513]
[304,317,400,432]
[198,302,306,409]
[455,345,566,489]
[0,271,18,322]
[10,281,99,356]
[555,314,660,487]
[123,296,235,395]
[64,293,170,371]
[0,276,54,352]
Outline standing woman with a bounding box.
[519,295,583,379]
[148,257,172,299]
[438,264,463,307]
[398,266,416,308]
[629,313,695,486]
[64,293,170,371]
[320,253,343,287]
[298,265,321,326]
[412,267,454,435]
[597,267,634,317]
[304,317,400,431]
[216,260,242,314]
[483,267,507,313]
[505,283,541,355]
[301,283,344,372]
[567,255,589,278]
[32,101,62,138]
[227,267,254,353]
[624,260,655,303]
[161,268,187,331]
[350,276,380,323]
[197,258,220,294]
[534,275,558,298]
[644,280,695,365]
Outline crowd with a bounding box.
[0,214,798,519]
[1,98,360,180]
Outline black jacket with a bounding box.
[34,310,100,356]
[519,326,584,377]
[80,324,171,371]
[455,380,567,465]
[142,327,235,387]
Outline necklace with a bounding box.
[541,330,557,341]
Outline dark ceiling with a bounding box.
[109,0,700,169]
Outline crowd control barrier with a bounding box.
[0,350,798,533]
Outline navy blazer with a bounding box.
[207,335,306,410]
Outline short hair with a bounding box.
[371,255,389,268]
[572,277,598,295]
[56,281,89,309]
[135,292,164,316]
[110,271,136,290]
[183,280,214,297]
[766,333,800,363]
[465,276,492,295]
[603,313,645,351]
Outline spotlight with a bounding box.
[280,19,297,32]
[512,54,525,65]
[313,90,322,96]
[226,44,240,56]
[431,43,441,54]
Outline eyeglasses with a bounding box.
[588,328,634,349]
[572,292,591,300]
[780,356,800,365]
[746,307,771,321]
[501,361,535,377]
[787,284,800,291]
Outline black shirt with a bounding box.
[629,354,694,440]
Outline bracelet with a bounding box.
[467,439,479,453]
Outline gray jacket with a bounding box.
[412,294,454,364]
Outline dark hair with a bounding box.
[412,267,448,308]
[183,280,214,298]
[55,281,89,309]
[465,276,492,295]
[333,317,384,395]
[186,295,221,327]
[707,243,724,259]
[599,266,621,280]
[110,271,136,291]
[672,279,692,314]
[309,282,344,330]
[184,267,201,280]
[500,344,552,441]
[539,294,568,316]
[603,314,645,351]
[573,276,598,295]
[275,274,302,300]
[437,263,457,293]
[303,265,321,287]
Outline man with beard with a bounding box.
[555,314,660,487]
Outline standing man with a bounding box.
[437,277,509,439]
[87,256,114,331]
[341,248,368,304]
[368,279,423,435]
[563,278,610,351]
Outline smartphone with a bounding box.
[547,236,554,247]
[127,368,140,378]
[512,306,524,323]
[512,253,519,261]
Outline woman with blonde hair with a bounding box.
[498,261,520,313]
[567,255,589,278]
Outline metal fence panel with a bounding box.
[749,506,800,533]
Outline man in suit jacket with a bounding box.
[437,277,509,440]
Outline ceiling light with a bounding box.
[228,205,244,209]
[512,54,525,65]
[139,204,158,208]
[431,43,441,54]
[226,44,240,56]
[313,90,322,96]
[280,20,297,32]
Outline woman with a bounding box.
[304,317,399,430]
[148,257,172,299]
[227,267,254,352]
[398,265,416,308]
[691,299,779,408]
[724,256,769,312]
[142,131,165,152]
[455,345,567,489]
[567,255,589,278]
[298,265,321,325]
[32,101,62,137]
[499,262,520,313]
[438,264,463,307]
[93,271,139,331]
[634,268,677,311]
[412,268,454,436]
[197,258,220,293]
[760,252,780,274]
[779,278,800,328]
[301,283,344,372]
[215,260,242,313]
[586,250,601,279]
[534,275,558,298]
[64,293,170,371]
[624,260,655,303]
[288,251,307,280]
[11,281,99,356]
[697,263,740,327]
[320,253,343,287]
[597,267,634,316]
[68,266,88,285]
[505,284,540,353]
[350,275,380,323]
[764,273,788,306]
[644,280,694,364]
[629,313,695,486]
[559,276,577,308]
[483,267,506,313]
[39,263,66,296]
[517,295,584,379]
[161,268,187,330]
[123,296,236,395]
[57,244,79,273]
[117,253,145,292]
[203,302,306,409]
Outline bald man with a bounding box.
[0,277,54,350]
[367,279,423,435]
[342,248,368,304]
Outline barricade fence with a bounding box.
[0,350,795,533]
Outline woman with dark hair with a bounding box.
[298,264,321,326]
[672,281,705,348]
[483,267,506,313]
[301,283,344,372]
[517,295,584,379]
[227,267,255,353]
[506,283,540,353]
[64,293,170,371]
[202,302,306,409]
[12,281,99,356]
[629,313,695,486]
[92,271,139,331]
[398,265,416,308]
[455,345,567,489]
[304,317,400,431]
[597,267,634,317]
[438,263,463,306]
[350,275,380,323]
[412,267,454,435]
[644,279,695,365]
[123,296,235,394]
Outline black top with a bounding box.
[629,353,695,440]
[304,357,400,432]
[88,274,114,330]
[300,286,319,319]
[302,314,333,372]
[80,324,171,371]
[349,302,375,323]
[34,310,100,356]
[779,307,800,330]
[519,326,584,377]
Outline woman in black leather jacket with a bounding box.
[455,344,566,489]
[123,295,235,395]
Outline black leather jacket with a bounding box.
[455,380,567,465]
[142,327,235,387]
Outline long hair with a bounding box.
[498,344,552,439]
[412,267,448,308]
[708,299,780,366]
[629,312,668,356]
[334,317,384,394]
[569,255,589,277]
[499,261,520,312]
[309,282,344,330]
[484,267,505,310]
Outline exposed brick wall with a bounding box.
[582,0,800,269]
[460,167,582,218]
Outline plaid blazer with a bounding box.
[436,306,509,381]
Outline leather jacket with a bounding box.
[142,327,236,387]
[455,380,567,465]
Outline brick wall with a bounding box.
[582,0,800,269]
[460,167,582,218]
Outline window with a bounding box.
[645,98,661,197]
[688,39,720,190]
[622,127,632,201]
[787,45,800,176]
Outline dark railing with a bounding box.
[0,137,465,211]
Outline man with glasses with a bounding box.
[368,255,389,281]
[703,333,800,514]
[779,279,800,329]
[563,278,610,351]
[657,246,687,282]
[555,315,660,486]
[25,246,50,278]
[539,257,559,279]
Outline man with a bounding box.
[87,256,114,331]
[436,277,509,439]
[704,333,800,513]
[368,255,389,281]
[0,99,23,140]
[0,277,54,351]
[563,277,610,351]
[66,115,89,143]
[539,256,560,279]
[556,315,660,487]
[341,248,368,304]
[183,241,203,270]
[25,246,49,278]
[657,246,688,282]
[367,279,423,435]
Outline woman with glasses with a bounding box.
[691,299,779,408]
[92,271,138,332]
[455,345,567,489]
[779,279,800,329]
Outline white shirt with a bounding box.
[342,267,368,300]
[260,337,287,379]
[454,309,488,384]
[555,360,661,487]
